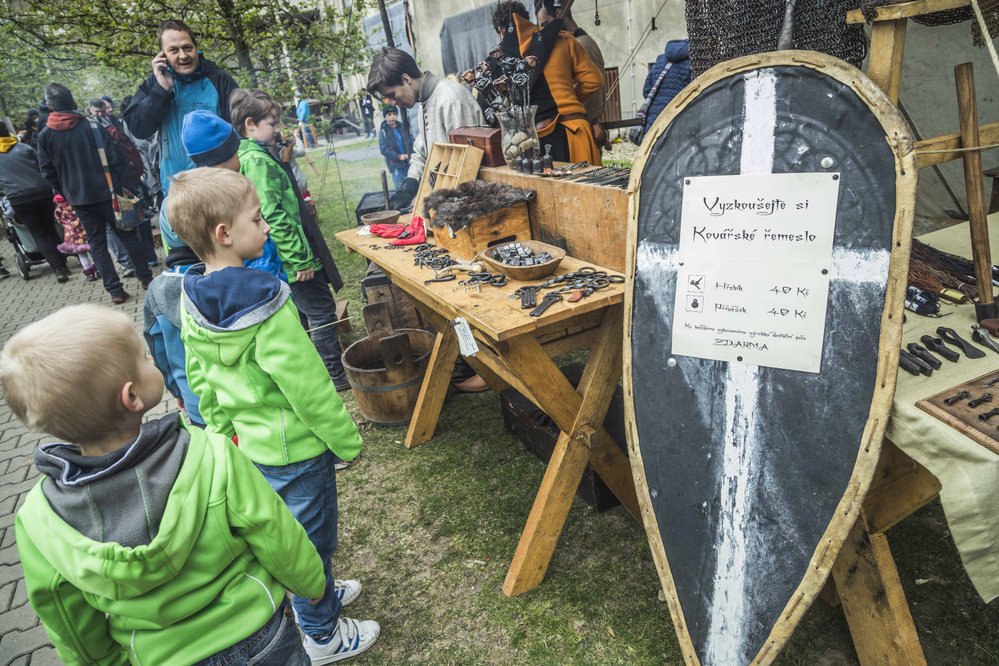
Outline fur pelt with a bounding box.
[423,181,535,230]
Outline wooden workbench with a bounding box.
[337,227,639,596]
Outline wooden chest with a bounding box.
[431,201,532,260]
[449,126,505,167]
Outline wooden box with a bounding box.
[432,201,532,260]
[361,267,424,331]
[411,143,484,224]
[449,126,505,167]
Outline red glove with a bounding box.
[369,223,407,238]
[390,216,426,246]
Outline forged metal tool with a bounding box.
[971,326,999,354]
[906,342,942,370]
[424,274,456,285]
[530,292,563,317]
[920,335,961,362]
[968,393,993,408]
[978,408,999,422]
[513,286,541,309]
[936,326,986,359]
[899,349,933,377]
[899,349,931,376]
[944,390,971,405]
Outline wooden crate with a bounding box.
[432,201,532,260]
[449,126,505,167]
[411,143,484,223]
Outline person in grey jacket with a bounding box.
[367,47,484,209]
[0,123,69,281]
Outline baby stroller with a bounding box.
[0,196,48,280]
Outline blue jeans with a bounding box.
[255,451,341,640]
[289,268,345,379]
[195,599,309,665]
[389,165,407,188]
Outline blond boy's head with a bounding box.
[0,305,145,443]
[167,167,258,260]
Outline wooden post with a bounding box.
[867,20,908,105]
[832,516,927,665]
[954,62,999,321]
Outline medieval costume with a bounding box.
[502,14,603,165]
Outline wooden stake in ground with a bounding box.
[954,62,999,322]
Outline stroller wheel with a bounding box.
[15,251,30,280]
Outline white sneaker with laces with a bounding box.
[334,579,361,606]
[303,616,380,664]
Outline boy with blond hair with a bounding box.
[169,167,379,663]
[3,304,325,665]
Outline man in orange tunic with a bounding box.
[491,2,603,165]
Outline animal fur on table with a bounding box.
[423,181,535,231]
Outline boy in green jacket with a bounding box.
[229,88,350,392]
[2,304,325,665]
[170,167,379,663]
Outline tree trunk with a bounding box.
[216,0,258,86]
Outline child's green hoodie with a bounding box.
[15,415,324,665]
[181,264,361,466]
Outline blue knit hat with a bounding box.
[182,110,241,167]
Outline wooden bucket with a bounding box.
[342,302,434,427]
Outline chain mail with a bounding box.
[861,0,999,47]
[686,0,868,77]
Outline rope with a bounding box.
[971,0,999,81]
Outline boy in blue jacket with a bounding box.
[145,110,285,426]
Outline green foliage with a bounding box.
[0,0,373,120]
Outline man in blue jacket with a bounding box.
[122,19,238,197]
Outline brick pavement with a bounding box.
[0,249,174,665]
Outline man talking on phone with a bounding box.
[123,19,238,197]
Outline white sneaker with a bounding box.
[334,579,361,606]
[303,616,380,664]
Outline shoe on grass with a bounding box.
[303,616,380,664]
[335,579,361,606]
[332,373,351,392]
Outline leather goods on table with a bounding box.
[449,126,504,167]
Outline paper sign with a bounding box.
[671,173,839,373]
[450,317,479,357]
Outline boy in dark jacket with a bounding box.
[378,106,413,188]
[170,168,379,662]
[2,304,325,665]
[36,83,153,304]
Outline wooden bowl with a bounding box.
[361,209,400,225]
[478,240,566,281]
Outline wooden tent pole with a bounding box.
[954,62,999,321]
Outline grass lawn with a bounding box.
[300,153,999,665]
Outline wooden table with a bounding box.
[337,227,640,596]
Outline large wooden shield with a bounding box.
[624,51,916,665]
